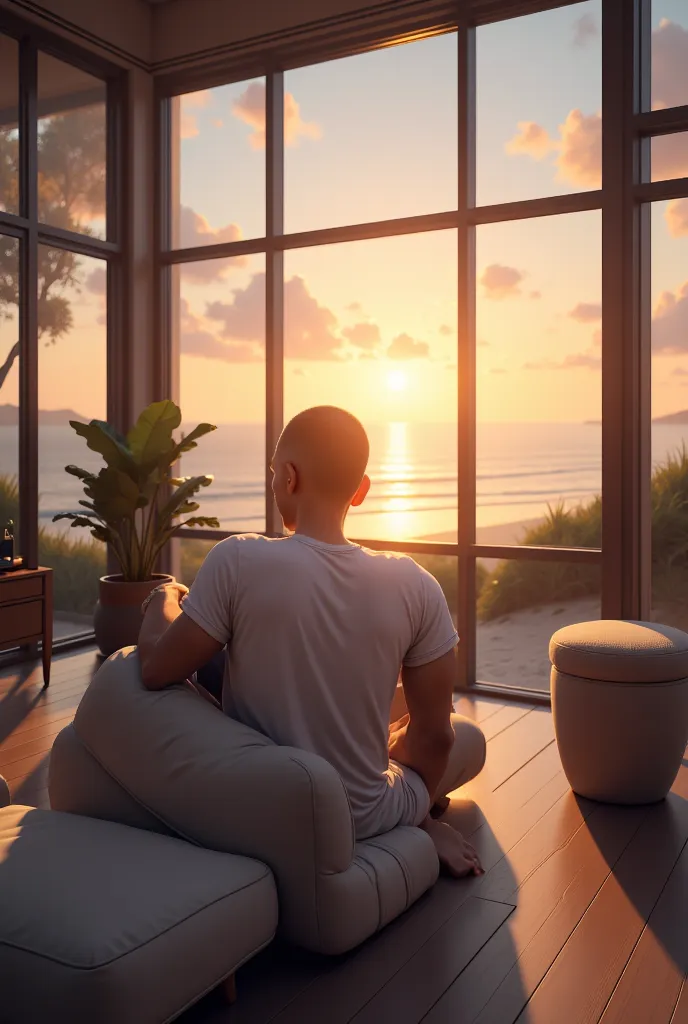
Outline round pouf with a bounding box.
[550,620,688,804]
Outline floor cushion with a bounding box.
[0,805,277,1023]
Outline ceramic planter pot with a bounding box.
[93,574,175,657]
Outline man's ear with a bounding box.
[285,461,298,495]
[351,474,371,508]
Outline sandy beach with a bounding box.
[423,517,545,547]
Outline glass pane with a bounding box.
[650,201,688,630]
[175,253,266,533]
[285,35,457,233]
[284,230,458,543]
[0,235,20,556]
[178,537,217,588]
[651,133,688,182]
[172,78,266,246]
[38,248,107,636]
[476,210,602,547]
[37,53,107,239]
[477,559,601,692]
[477,1,601,206]
[0,35,19,215]
[652,2,688,112]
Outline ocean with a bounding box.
[2,421,687,543]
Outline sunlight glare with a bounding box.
[387,369,408,393]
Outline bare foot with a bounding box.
[421,818,484,878]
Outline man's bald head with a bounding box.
[274,406,370,505]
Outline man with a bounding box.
[139,406,485,877]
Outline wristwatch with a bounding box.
[140,583,175,616]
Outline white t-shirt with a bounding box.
[182,534,458,838]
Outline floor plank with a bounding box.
[671,982,688,1024]
[350,897,514,1024]
[599,835,688,1024]
[423,802,646,1024]
[514,765,688,1024]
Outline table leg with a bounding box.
[42,572,53,687]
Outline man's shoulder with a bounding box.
[357,546,425,582]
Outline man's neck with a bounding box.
[290,508,349,546]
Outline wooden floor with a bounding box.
[1,648,687,1024]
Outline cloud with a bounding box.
[85,266,106,295]
[176,207,246,279]
[506,110,602,189]
[653,282,688,353]
[180,298,262,363]
[530,291,541,300]
[480,264,524,299]
[206,273,344,360]
[387,333,429,360]
[524,352,601,371]
[569,302,602,323]
[666,198,688,238]
[491,368,506,375]
[506,121,553,161]
[573,12,598,47]
[439,323,454,336]
[347,302,363,313]
[653,20,688,110]
[179,90,211,140]
[232,82,321,150]
[671,366,688,377]
[342,322,381,350]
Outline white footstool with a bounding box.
[0,805,277,1023]
[550,620,688,803]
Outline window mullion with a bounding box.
[265,70,284,536]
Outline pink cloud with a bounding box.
[206,273,344,360]
[180,297,262,363]
[342,322,381,350]
[85,266,106,295]
[439,323,454,336]
[653,282,688,353]
[387,333,429,360]
[232,82,321,150]
[480,264,524,299]
[176,207,246,279]
[573,12,598,47]
[653,20,688,110]
[665,198,688,238]
[505,121,553,161]
[506,110,601,188]
[569,302,602,323]
[179,90,211,140]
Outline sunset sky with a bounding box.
[1,0,688,428]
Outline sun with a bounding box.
[386,369,408,393]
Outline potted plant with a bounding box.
[54,400,219,656]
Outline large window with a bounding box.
[163,1,684,698]
[0,24,120,641]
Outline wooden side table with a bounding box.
[0,567,53,686]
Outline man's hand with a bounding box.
[421,817,484,877]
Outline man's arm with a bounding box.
[388,649,456,803]
[138,584,224,690]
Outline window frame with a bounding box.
[0,9,126,646]
[158,0,685,703]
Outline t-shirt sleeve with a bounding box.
[403,565,459,668]
[181,538,238,646]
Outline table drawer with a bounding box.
[0,600,43,644]
[0,577,43,604]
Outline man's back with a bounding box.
[182,533,458,837]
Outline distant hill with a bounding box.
[586,410,688,426]
[0,404,87,426]
[653,409,688,425]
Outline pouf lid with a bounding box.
[549,620,688,683]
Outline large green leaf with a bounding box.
[127,401,181,467]
[169,422,217,463]
[70,420,136,475]
[157,474,214,529]
[85,467,141,523]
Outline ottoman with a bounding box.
[0,804,277,1023]
[550,620,688,804]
